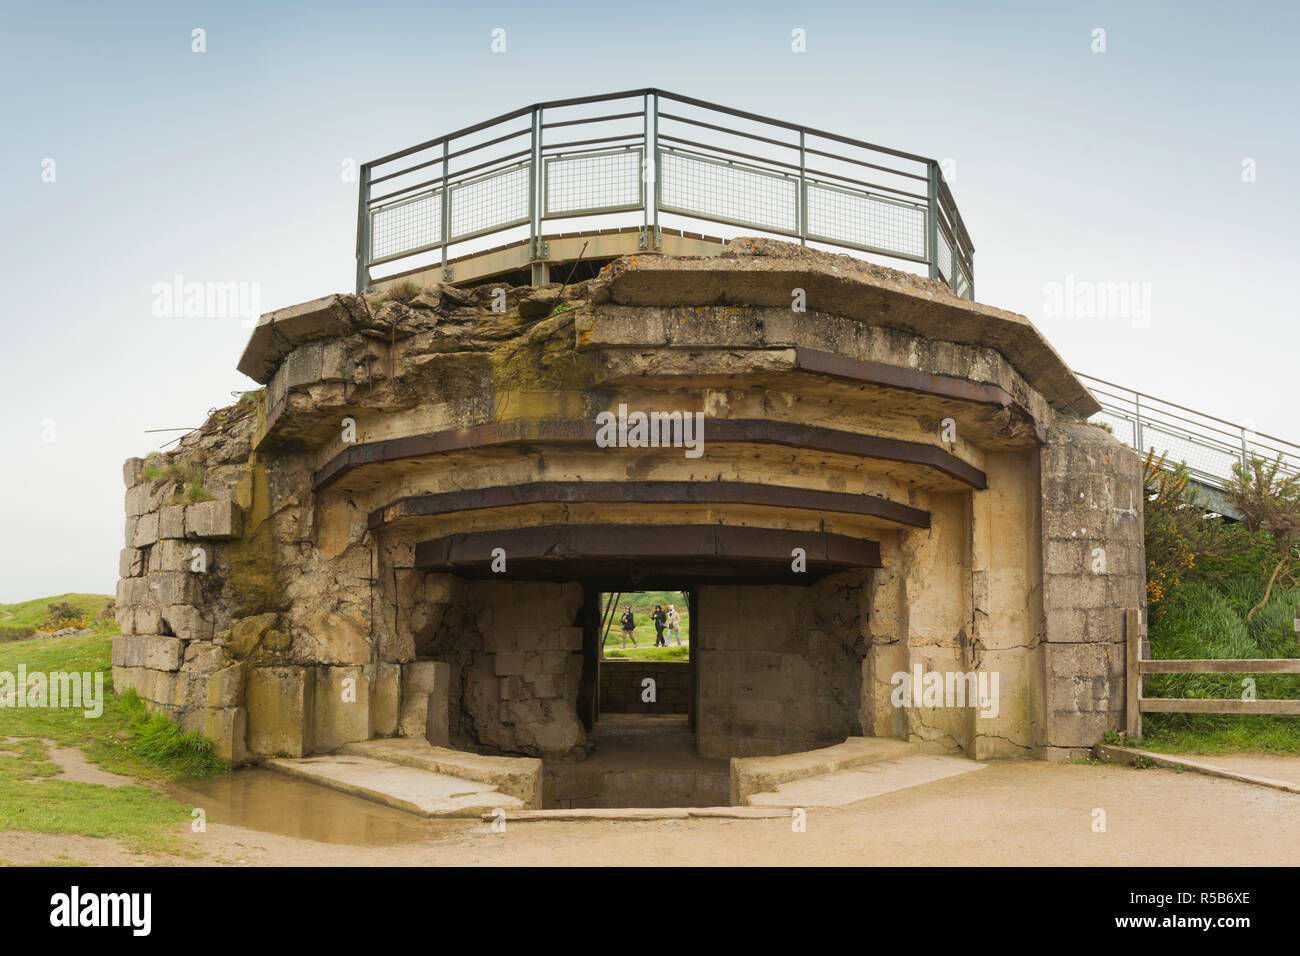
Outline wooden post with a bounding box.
[1125,608,1142,739]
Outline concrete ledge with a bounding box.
[745,754,987,807]
[238,294,362,384]
[594,237,1098,417]
[487,806,790,822]
[266,753,525,818]
[341,738,543,809]
[730,736,923,805]
[1095,743,1300,794]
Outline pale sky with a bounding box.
[1,0,1296,601]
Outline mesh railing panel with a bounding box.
[659,148,798,235]
[954,264,971,298]
[544,148,643,217]
[371,190,442,261]
[935,228,953,284]
[449,163,530,241]
[1092,410,1242,486]
[805,183,926,258]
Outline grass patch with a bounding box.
[1123,716,1300,756]
[603,644,690,662]
[0,593,114,631]
[121,690,225,776]
[0,629,224,855]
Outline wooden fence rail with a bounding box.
[1125,605,1300,737]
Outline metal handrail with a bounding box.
[1078,372,1300,492]
[355,89,975,297]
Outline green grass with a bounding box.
[0,628,224,855]
[604,644,690,661]
[0,592,116,641]
[1141,577,1300,754]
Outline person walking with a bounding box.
[620,605,637,648]
[652,604,667,646]
[666,604,682,646]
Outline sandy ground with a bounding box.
[3,758,1299,866]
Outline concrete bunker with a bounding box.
[113,238,1145,808]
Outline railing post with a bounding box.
[440,140,451,281]
[642,93,649,244]
[1240,425,1250,471]
[355,163,370,294]
[926,161,939,281]
[1126,608,1143,739]
[528,107,539,260]
[1134,392,1144,454]
[529,106,548,284]
[651,92,660,249]
[798,129,807,246]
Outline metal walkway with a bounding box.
[1078,373,1300,517]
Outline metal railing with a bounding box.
[355,89,974,297]
[1079,373,1300,492]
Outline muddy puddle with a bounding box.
[166,769,459,846]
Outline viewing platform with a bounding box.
[355,89,975,297]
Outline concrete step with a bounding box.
[341,739,542,808]
[744,754,987,808]
[265,753,527,818]
[730,736,932,804]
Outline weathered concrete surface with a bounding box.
[697,574,867,758]
[341,738,541,808]
[1037,420,1145,759]
[745,754,988,807]
[600,660,689,715]
[730,736,925,805]
[265,753,525,817]
[589,237,1099,417]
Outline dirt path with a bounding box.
[5,759,1298,866]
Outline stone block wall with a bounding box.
[113,406,414,765]
[1037,419,1145,759]
[695,573,865,758]
[599,660,690,714]
[411,577,588,761]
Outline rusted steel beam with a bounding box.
[791,348,1047,445]
[412,523,881,586]
[315,418,986,491]
[367,480,930,531]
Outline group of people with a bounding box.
[618,603,682,648]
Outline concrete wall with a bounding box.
[599,660,690,715]
[695,573,866,758]
[1036,420,1146,760]
[412,577,588,761]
